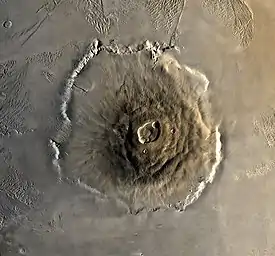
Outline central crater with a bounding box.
[137,121,161,144]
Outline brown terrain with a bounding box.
[1,0,275,255]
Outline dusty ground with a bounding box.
[1,0,275,255]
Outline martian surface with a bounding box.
[1,0,275,255]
